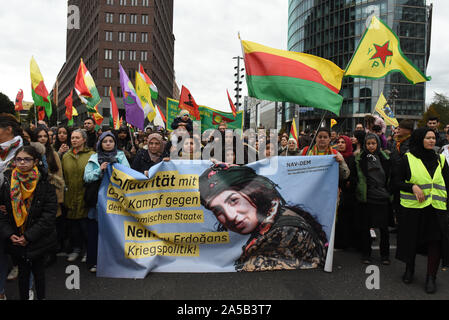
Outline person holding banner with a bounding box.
[84,132,130,273]
[354,133,392,265]
[62,129,95,263]
[395,128,449,294]
[199,163,328,272]
[0,145,57,300]
[300,127,349,181]
[132,133,169,177]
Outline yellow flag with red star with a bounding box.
[344,16,430,84]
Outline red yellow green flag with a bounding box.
[75,59,102,114]
[289,120,299,147]
[344,16,430,84]
[109,87,120,130]
[30,57,52,118]
[242,40,344,115]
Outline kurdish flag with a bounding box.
[109,87,120,130]
[75,59,102,113]
[154,105,166,129]
[135,70,157,122]
[30,57,52,118]
[374,92,399,127]
[241,40,344,115]
[289,120,299,147]
[138,63,158,100]
[344,16,430,84]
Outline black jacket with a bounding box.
[0,169,57,260]
[171,117,193,132]
[131,148,169,174]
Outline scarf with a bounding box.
[337,135,353,159]
[243,199,280,254]
[147,133,164,163]
[394,134,411,152]
[97,132,118,165]
[308,144,336,156]
[409,127,438,162]
[10,166,40,233]
[0,136,23,172]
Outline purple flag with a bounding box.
[119,63,145,130]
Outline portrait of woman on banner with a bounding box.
[199,163,328,272]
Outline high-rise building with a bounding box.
[288,0,432,130]
[55,0,174,126]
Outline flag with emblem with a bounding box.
[75,59,102,114]
[374,92,399,127]
[344,16,430,84]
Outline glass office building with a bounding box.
[288,0,432,129]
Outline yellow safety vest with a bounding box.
[400,153,447,210]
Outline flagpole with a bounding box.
[306,110,328,155]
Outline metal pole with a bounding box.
[306,111,328,155]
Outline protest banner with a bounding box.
[97,156,338,279]
[166,98,244,133]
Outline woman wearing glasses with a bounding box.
[0,145,57,300]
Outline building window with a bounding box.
[141,51,148,61]
[105,31,113,41]
[104,87,110,97]
[129,50,136,61]
[105,49,113,60]
[106,0,114,5]
[120,0,127,5]
[105,68,112,79]
[118,50,126,61]
[105,13,114,23]
[119,13,126,24]
[130,14,137,24]
[142,0,149,6]
[118,32,126,42]
[141,32,148,43]
[141,14,149,25]
[130,32,137,42]
[130,0,138,6]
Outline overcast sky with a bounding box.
[0,0,446,113]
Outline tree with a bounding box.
[0,92,15,115]
[418,92,449,129]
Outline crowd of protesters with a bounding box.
[0,109,448,299]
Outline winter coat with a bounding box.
[171,117,193,132]
[0,169,57,260]
[62,148,95,219]
[84,151,130,183]
[131,148,169,174]
[354,150,391,204]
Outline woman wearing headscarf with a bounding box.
[354,133,391,265]
[83,132,130,273]
[132,133,169,177]
[395,128,449,294]
[334,135,358,250]
[280,138,300,156]
[199,163,328,272]
[300,127,350,181]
